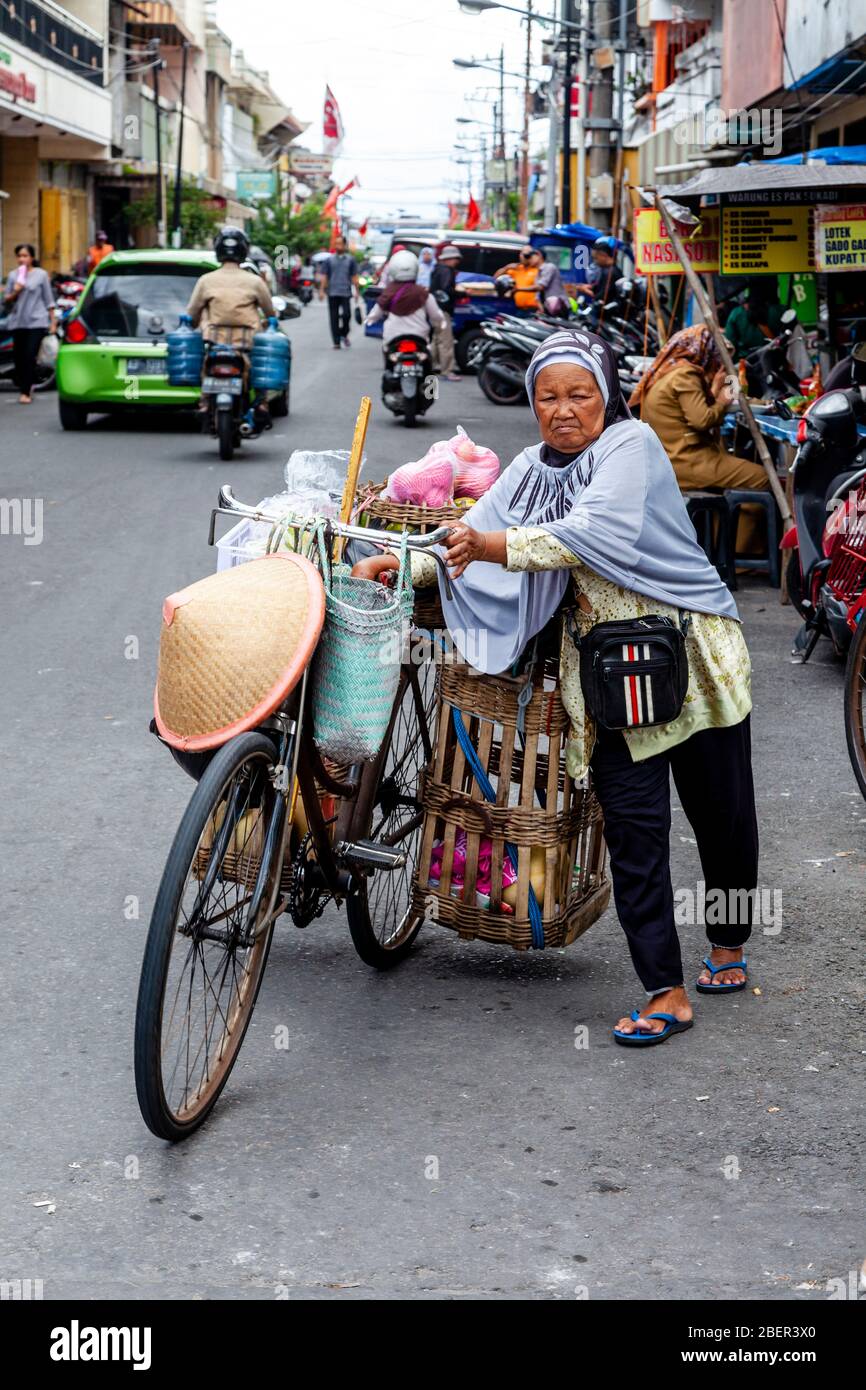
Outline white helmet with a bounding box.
[387,250,419,283]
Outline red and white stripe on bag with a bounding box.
[622,643,654,726]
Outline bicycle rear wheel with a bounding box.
[844,613,866,800]
[346,649,437,968]
[135,732,285,1140]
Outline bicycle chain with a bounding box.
[288,831,331,928]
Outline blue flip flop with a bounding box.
[612,1010,694,1047]
[695,956,748,994]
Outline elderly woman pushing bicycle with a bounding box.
[353,329,758,1048]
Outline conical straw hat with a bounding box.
[155,552,325,751]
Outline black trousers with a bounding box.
[328,295,351,345]
[13,327,45,396]
[590,716,759,994]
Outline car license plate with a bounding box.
[202,376,242,394]
[125,357,166,376]
[399,364,424,377]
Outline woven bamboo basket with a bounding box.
[192,758,351,897]
[413,655,610,951]
[354,482,469,632]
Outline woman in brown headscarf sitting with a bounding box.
[629,325,769,554]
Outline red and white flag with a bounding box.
[323,86,344,154]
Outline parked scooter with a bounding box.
[474,314,560,405]
[381,334,436,427]
[779,355,866,659]
[741,309,808,399]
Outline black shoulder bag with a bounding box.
[566,611,691,731]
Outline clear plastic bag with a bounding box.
[281,449,358,520]
[37,332,59,368]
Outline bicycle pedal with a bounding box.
[338,840,407,871]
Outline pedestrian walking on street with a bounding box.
[404,328,758,1045]
[429,244,463,381]
[3,244,56,404]
[322,236,360,349]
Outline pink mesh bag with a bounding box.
[450,426,500,499]
[382,426,500,508]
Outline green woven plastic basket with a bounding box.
[311,527,413,762]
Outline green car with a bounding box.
[57,249,218,430]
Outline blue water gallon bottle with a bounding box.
[166,313,204,386]
[250,317,290,391]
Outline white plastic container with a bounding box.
[215,518,272,571]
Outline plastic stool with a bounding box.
[685,491,737,591]
[724,489,780,586]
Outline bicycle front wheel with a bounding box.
[135,732,285,1140]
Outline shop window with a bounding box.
[843,116,866,147]
[653,18,712,93]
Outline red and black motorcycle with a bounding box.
[779,365,866,661]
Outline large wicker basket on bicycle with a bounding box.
[354,481,466,630]
[413,653,610,951]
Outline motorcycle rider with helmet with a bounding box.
[186,226,276,433]
[365,249,445,349]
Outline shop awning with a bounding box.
[660,161,866,202]
[769,145,866,167]
[789,53,866,94]
[128,2,199,49]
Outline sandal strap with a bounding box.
[701,956,747,975]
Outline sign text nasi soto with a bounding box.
[634,209,719,275]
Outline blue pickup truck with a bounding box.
[363,222,607,370]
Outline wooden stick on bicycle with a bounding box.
[336,396,372,559]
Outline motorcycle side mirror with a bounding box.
[773,398,794,419]
[781,308,798,326]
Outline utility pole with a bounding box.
[171,40,188,248]
[613,0,627,237]
[589,0,614,232]
[151,40,165,247]
[499,47,508,227]
[562,1,575,224]
[544,64,559,225]
[576,0,588,222]
[518,2,533,234]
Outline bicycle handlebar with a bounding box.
[212,485,456,597]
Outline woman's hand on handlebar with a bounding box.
[444,525,506,579]
[351,552,399,582]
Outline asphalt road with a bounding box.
[2,301,864,1301]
